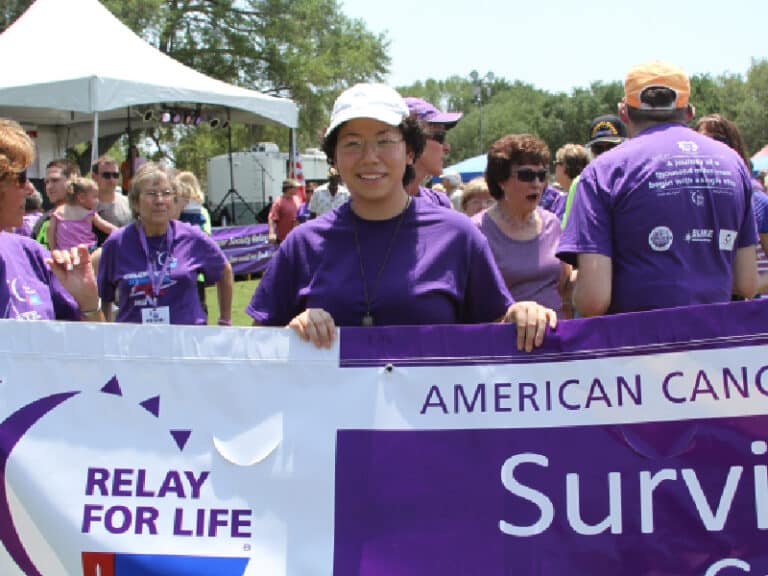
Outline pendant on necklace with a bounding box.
[362,314,374,327]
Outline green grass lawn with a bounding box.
[205,277,260,326]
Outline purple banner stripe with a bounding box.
[339,299,768,367]
[333,415,768,575]
[211,224,275,275]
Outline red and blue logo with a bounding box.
[81,552,249,575]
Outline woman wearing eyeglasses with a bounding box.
[403,97,461,208]
[247,83,556,349]
[0,118,103,321]
[97,162,233,325]
[474,134,572,317]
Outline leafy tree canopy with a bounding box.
[2,3,767,178]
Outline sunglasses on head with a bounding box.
[427,131,447,144]
[513,168,547,183]
[99,171,120,179]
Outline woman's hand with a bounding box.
[288,308,337,348]
[503,301,557,352]
[46,244,103,321]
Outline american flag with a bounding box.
[289,129,306,203]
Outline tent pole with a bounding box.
[91,111,100,169]
[90,76,99,168]
[126,106,133,177]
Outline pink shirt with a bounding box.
[269,195,299,241]
[53,210,97,250]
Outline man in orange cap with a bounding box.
[558,60,758,316]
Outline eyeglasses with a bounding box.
[427,131,447,144]
[465,197,494,208]
[338,135,404,156]
[16,170,27,185]
[142,189,175,200]
[99,171,120,179]
[513,168,548,183]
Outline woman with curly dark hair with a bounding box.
[247,84,557,348]
[475,134,572,316]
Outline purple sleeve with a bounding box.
[737,174,759,247]
[556,165,613,266]
[246,243,297,325]
[464,229,514,322]
[754,190,768,234]
[50,274,81,321]
[27,244,79,321]
[192,228,228,284]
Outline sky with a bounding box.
[340,0,767,95]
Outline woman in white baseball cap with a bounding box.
[247,83,557,349]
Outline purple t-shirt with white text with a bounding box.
[0,232,79,320]
[558,123,757,313]
[473,207,563,313]
[98,221,227,325]
[539,185,566,220]
[247,197,513,326]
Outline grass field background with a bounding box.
[205,277,260,326]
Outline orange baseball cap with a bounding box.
[624,60,690,110]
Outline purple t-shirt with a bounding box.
[558,123,758,313]
[753,187,768,234]
[539,185,566,220]
[14,212,43,237]
[98,221,228,325]
[473,207,563,313]
[417,186,452,209]
[0,232,79,320]
[247,197,513,326]
[753,188,768,276]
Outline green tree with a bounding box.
[736,59,768,155]
[3,0,389,178]
[0,0,29,31]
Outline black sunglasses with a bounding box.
[513,168,548,183]
[16,169,27,185]
[99,171,120,179]
[427,131,447,144]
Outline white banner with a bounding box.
[1,299,768,575]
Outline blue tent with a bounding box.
[751,144,768,173]
[440,154,487,183]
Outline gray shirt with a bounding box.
[98,192,132,227]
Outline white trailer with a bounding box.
[207,143,329,225]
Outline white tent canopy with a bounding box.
[0,0,298,170]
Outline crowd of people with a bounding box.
[1,127,233,325]
[2,59,766,347]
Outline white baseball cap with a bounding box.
[325,83,409,137]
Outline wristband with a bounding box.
[218,318,232,326]
[80,297,102,316]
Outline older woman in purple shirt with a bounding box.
[98,163,233,325]
[247,84,557,350]
[473,134,572,316]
